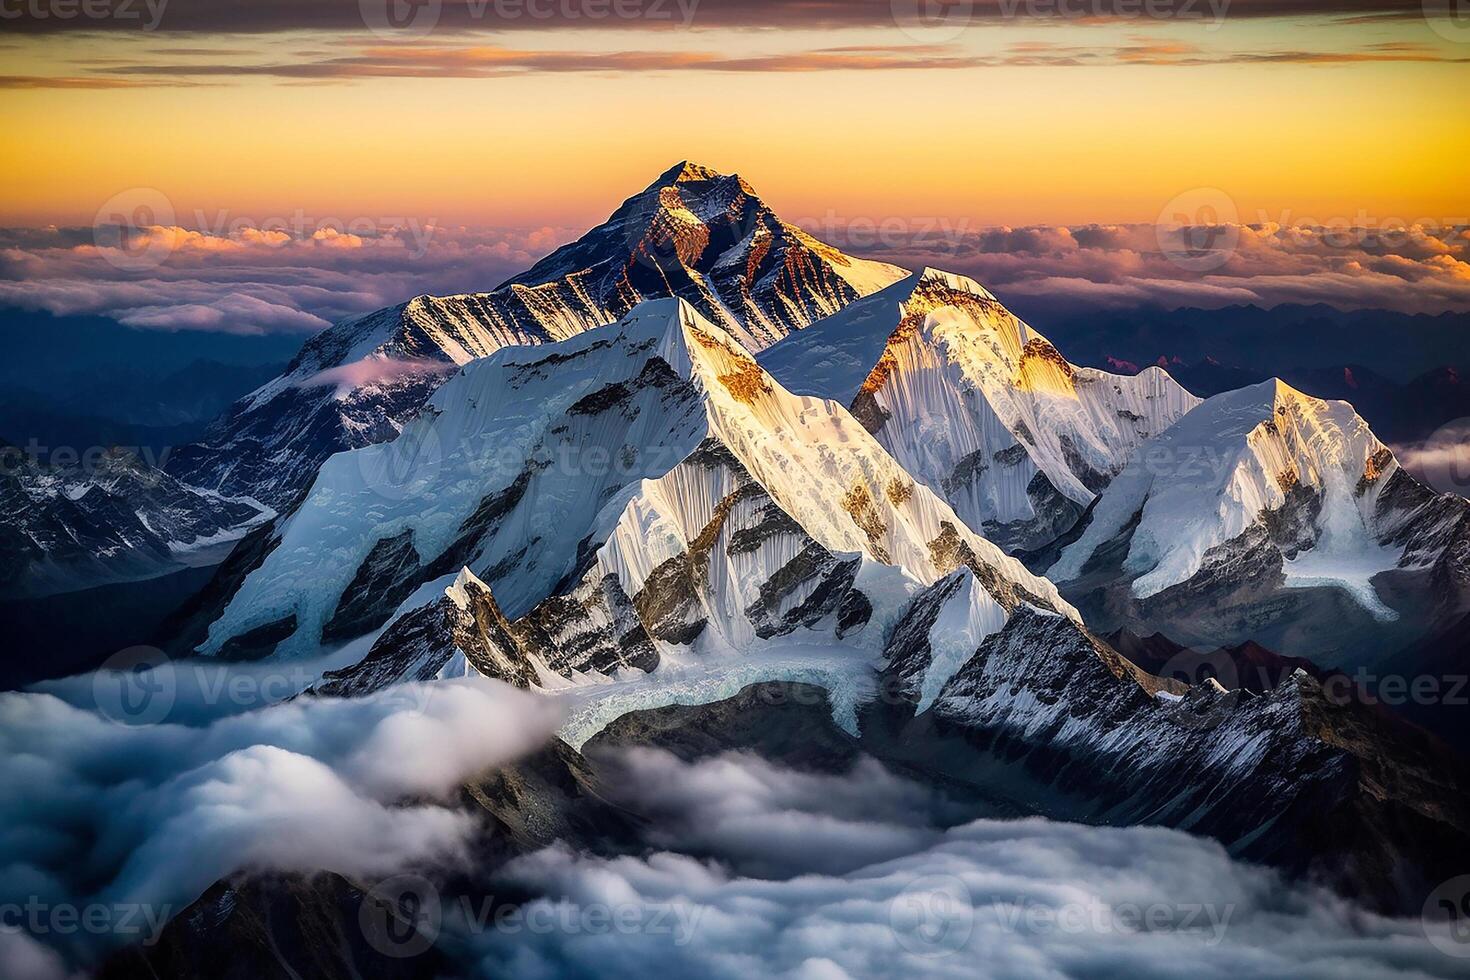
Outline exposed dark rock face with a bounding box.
[747,547,861,640]
[634,555,708,644]
[1375,467,1470,612]
[1057,432,1110,494]
[312,571,540,696]
[97,872,454,980]
[589,682,867,774]
[871,602,1470,914]
[215,614,298,662]
[880,571,968,702]
[515,574,661,678]
[322,529,423,644]
[421,467,539,583]
[99,738,643,980]
[153,519,284,657]
[1051,490,1430,670]
[925,520,1062,617]
[836,588,874,638]
[991,443,1029,467]
[980,472,1085,554]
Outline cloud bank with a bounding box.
[0,222,569,335]
[0,0,1438,35]
[0,675,563,971]
[842,218,1470,317]
[475,749,1468,979]
[2,217,1464,344]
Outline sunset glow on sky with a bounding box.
[2,5,1467,233]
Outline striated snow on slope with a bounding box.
[759,269,1199,551]
[202,300,1074,736]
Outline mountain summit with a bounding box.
[759,269,1200,551]
[167,163,905,508]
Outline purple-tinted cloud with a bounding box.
[0,222,572,334]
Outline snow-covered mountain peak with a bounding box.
[169,165,906,508]
[198,299,1073,684]
[650,159,744,186]
[759,266,1200,550]
[1049,375,1402,605]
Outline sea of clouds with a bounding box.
[2,672,1467,978]
[0,669,564,978]
[472,748,1470,979]
[1,217,1466,346]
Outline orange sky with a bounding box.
[2,16,1467,230]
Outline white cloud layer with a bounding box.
[0,675,564,971]
[475,750,1469,979]
[833,220,1470,316]
[0,223,571,335]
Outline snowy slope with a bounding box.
[1051,380,1398,600]
[759,269,1199,551]
[1045,378,1470,663]
[168,163,905,509]
[199,300,1075,714]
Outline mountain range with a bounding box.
[5,163,1470,975]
